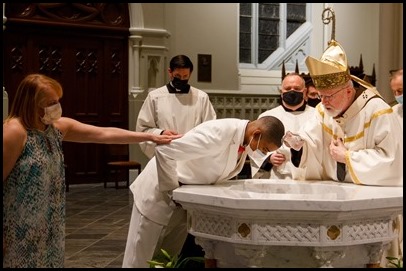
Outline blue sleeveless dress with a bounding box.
[3,125,66,268]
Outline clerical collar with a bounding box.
[281,102,306,112]
[166,83,190,94]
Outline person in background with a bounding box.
[122,116,285,268]
[136,54,217,258]
[281,40,402,267]
[250,73,315,179]
[305,77,321,107]
[282,39,402,186]
[3,73,179,268]
[379,68,403,267]
[136,54,216,159]
[389,68,403,129]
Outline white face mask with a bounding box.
[246,133,267,159]
[41,103,62,125]
[395,94,403,105]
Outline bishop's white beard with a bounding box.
[322,104,342,118]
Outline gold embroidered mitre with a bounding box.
[305,40,373,91]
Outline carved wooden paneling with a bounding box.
[6,3,129,31]
[4,3,130,185]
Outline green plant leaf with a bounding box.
[161,249,172,260]
[175,256,205,268]
[149,249,205,268]
[386,256,403,268]
[147,260,165,268]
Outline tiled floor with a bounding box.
[65,183,133,268]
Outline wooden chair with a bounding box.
[104,144,142,189]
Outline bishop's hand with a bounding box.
[282,131,304,151]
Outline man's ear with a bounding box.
[252,129,261,139]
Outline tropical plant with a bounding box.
[386,256,403,268]
[147,249,205,268]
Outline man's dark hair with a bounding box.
[258,116,285,149]
[169,55,194,72]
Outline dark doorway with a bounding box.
[3,3,130,185]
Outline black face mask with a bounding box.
[282,91,304,106]
[307,98,321,107]
[172,77,190,92]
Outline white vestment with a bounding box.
[296,88,403,266]
[123,119,249,268]
[136,85,216,158]
[251,104,315,179]
[392,103,403,130]
[297,87,403,186]
[380,102,403,267]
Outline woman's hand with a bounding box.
[153,134,182,145]
[161,129,179,136]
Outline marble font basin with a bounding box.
[173,179,403,268]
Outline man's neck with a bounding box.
[282,101,306,112]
